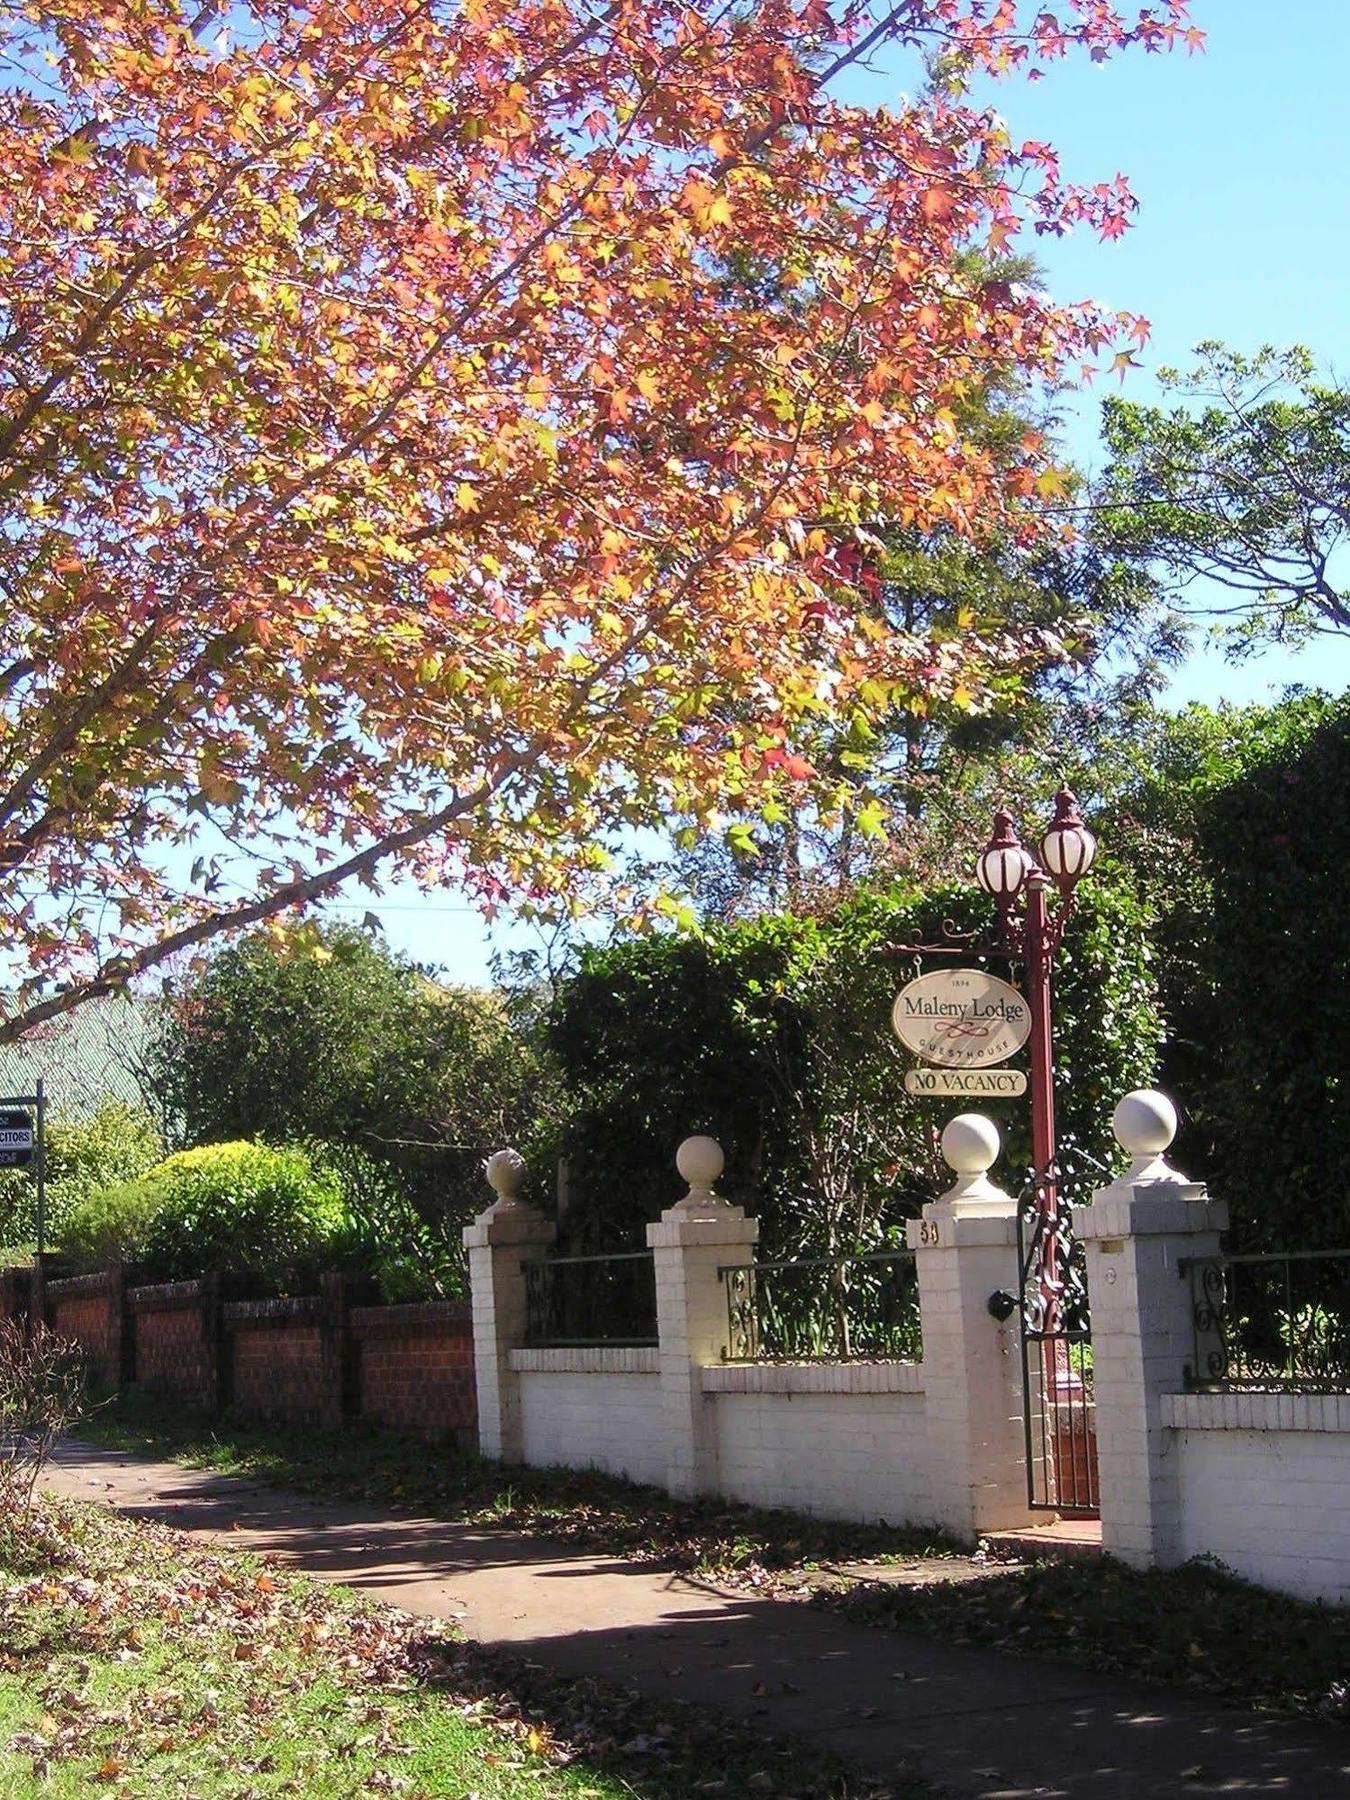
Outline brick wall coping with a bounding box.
[127,1277,209,1313]
[45,1271,114,1300]
[508,1346,659,1375]
[222,1295,323,1326]
[701,1359,924,1396]
[350,1299,471,1336]
[1163,1391,1350,1434]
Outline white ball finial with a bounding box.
[941,1113,1001,1176]
[930,1112,1011,1217]
[1106,1089,1190,1190]
[1112,1090,1178,1158]
[676,1134,724,1190]
[484,1147,526,1204]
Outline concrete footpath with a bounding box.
[46,1441,1350,1800]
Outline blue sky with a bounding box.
[342,1,1350,979]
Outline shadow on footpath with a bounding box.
[50,1439,1350,1800]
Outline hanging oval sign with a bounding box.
[891,969,1031,1069]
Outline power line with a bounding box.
[317,902,487,916]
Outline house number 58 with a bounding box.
[919,1220,941,1246]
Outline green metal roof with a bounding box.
[0,995,158,1120]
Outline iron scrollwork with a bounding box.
[1018,1181,1090,1340]
[1181,1250,1350,1392]
[723,1265,758,1362]
[1184,1258,1231,1387]
[1016,1179,1098,1514]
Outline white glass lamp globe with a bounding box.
[976,807,1033,903]
[1040,786,1097,887]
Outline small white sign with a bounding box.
[891,969,1031,1069]
[904,1067,1029,1098]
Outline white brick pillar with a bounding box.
[463,1148,556,1463]
[647,1136,759,1499]
[1078,1090,1227,1568]
[907,1113,1039,1538]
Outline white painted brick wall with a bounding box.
[512,1355,934,1527]
[510,1347,659,1375]
[706,1371,932,1525]
[702,1361,923,1397]
[517,1367,667,1488]
[467,1176,1350,1599]
[1161,1391,1350,1603]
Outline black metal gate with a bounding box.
[1016,1189,1098,1514]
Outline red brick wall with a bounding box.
[130,1285,217,1409]
[0,1261,479,1446]
[47,1278,119,1389]
[354,1302,476,1442]
[227,1301,333,1429]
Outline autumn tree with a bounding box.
[0,0,1198,1037]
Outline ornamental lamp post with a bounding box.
[975,788,1097,1252]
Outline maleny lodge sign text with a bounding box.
[891,969,1032,1070]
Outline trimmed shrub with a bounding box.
[59,1177,165,1273]
[146,1142,347,1284]
[61,1140,347,1289]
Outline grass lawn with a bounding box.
[0,1499,904,1799]
[82,1392,959,1585]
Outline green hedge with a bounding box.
[542,876,1162,1256]
[61,1140,347,1289]
[1117,692,1350,1249]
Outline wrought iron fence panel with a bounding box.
[718,1250,921,1363]
[523,1251,658,1348]
[1180,1249,1350,1392]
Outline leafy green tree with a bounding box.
[1099,344,1350,650]
[142,926,550,1245]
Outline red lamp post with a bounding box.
[975,789,1097,1284]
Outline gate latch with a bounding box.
[986,1290,1017,1322]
